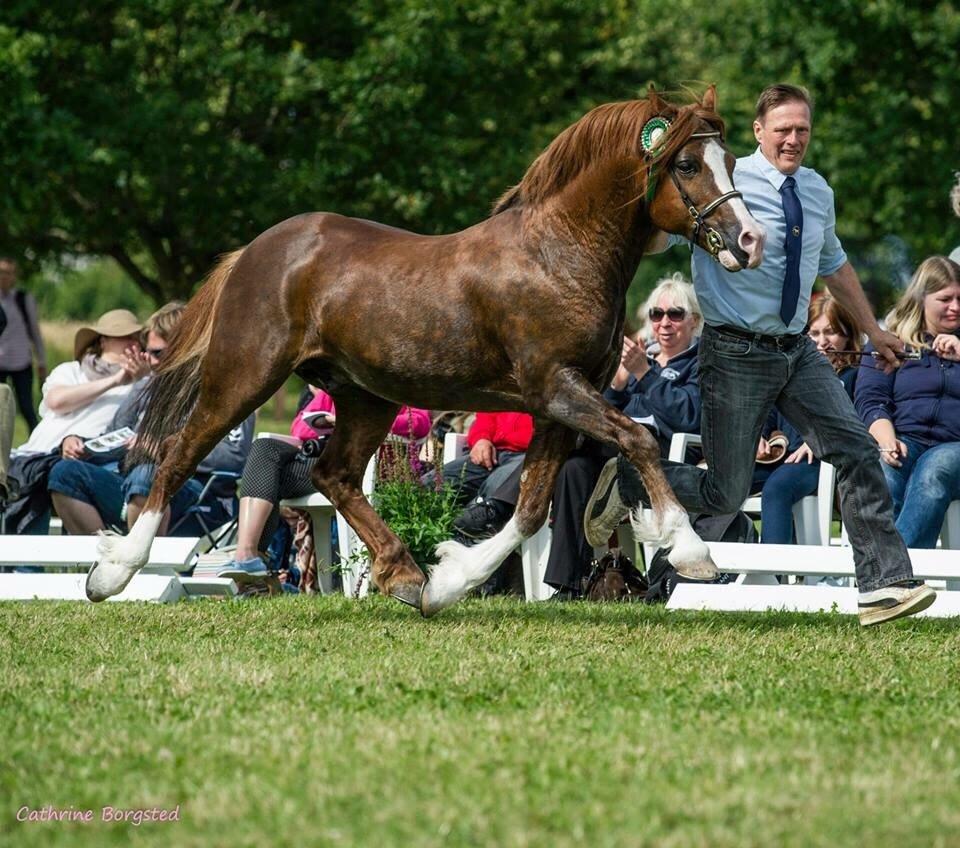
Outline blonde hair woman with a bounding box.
[854,256,960,548]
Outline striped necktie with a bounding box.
[779,175,803,326]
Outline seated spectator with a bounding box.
[217,388,430,583]
[48,302,254,537]
[435,411,534,541]
[544,273,702,597]
[3,309,149,534]
[751,294,863,543]
[855,255,960,548]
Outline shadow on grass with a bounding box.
[10,592,960,637]
[231,593,960,636]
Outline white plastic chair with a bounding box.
[442,432,553,601]
[264,434,376,596]
[667,432,835,546]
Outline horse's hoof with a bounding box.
[390,582,424,610]
[85,560,135,602]
[673,557,719,582]
[420,576,470,619]
[420,582,440,618]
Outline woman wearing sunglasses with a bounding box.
[542,273,703,598]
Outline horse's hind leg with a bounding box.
[85,368,287,601]
[309,388,426,607]
[421,422,577,616]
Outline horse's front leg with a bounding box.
[421,422,577,617]
[536,367,717,581]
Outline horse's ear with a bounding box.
[702,84,717,112]
[647,85,665,113]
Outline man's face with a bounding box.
[0,260,17,293]
[753,100,811,175]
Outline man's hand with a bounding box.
[61,435,86,460]
[867,328,906,373]
[469,439,497,470]
[824,262,903,373]
[36,365,47,383]
[932,334,960,361]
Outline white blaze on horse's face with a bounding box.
[702,139,765,270]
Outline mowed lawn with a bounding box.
[3,597,960,847]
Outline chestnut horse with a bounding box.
[86,86,763,613]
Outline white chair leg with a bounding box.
[519,524,552,601]
[309,510,335,595]
[941,500,960,550]
[793,496,820,545]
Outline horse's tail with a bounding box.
[129,247,246,466]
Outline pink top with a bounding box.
[290,390,431,442]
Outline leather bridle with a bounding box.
[667,130,742,260]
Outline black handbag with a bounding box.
[581,548,648,602]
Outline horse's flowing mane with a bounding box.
[493,91,725,214]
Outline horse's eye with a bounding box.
[675,160,697,177]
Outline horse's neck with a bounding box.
[527,158,653,294]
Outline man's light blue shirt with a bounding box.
[668,146,847,335]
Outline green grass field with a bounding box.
[3,596,960,847]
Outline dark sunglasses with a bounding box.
[648,307,687,322]
[144,347,166,359]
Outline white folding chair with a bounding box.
[442,432,553,601]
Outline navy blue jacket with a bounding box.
[604,341,701,456]
[855,336,960,447]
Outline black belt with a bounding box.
[712,324,806,351]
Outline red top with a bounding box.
[467,412,534,453]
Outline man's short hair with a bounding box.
[755,84,813,121]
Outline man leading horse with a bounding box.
[585,84,936,626]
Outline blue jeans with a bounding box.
[123,463,233,537]
[882,438,960,549]
[618,325,913,592]
[48,459,125,528]
[756,461,820,544]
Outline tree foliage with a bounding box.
[1,0,957,310]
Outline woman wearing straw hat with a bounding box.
[2,309,150,535]
[12,309,150,458]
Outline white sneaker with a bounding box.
[858,581,936,626]
[583,458,627,548]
